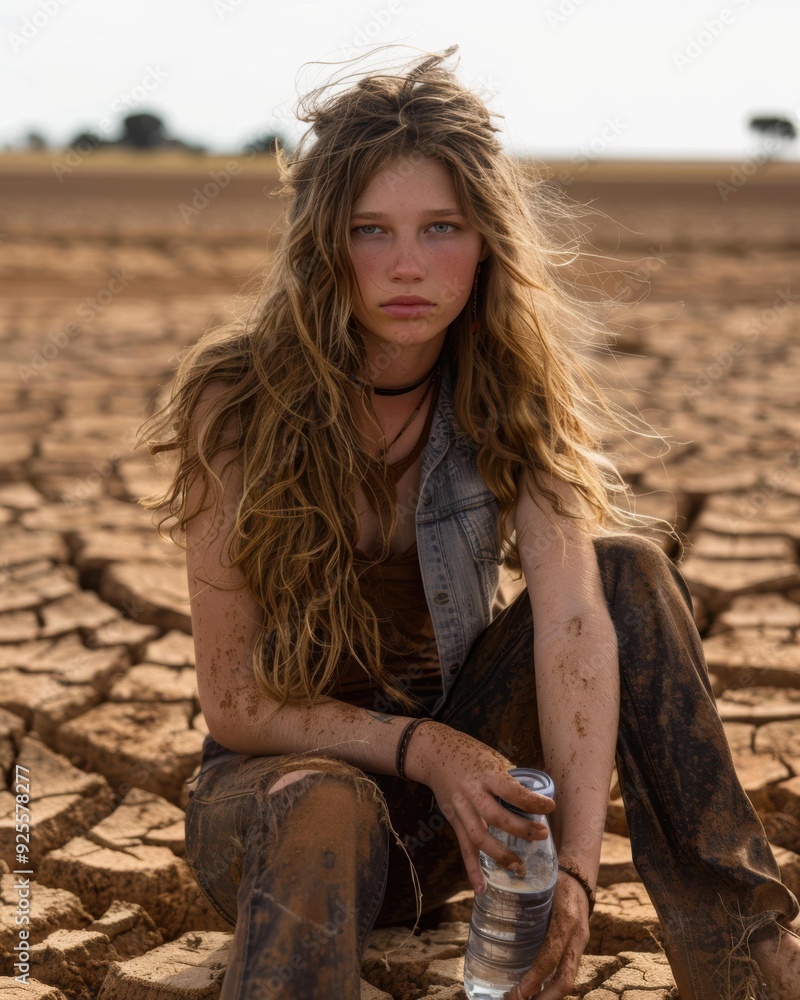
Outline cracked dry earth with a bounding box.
[0,157,799,1000]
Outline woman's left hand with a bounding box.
[503,870,591,1000]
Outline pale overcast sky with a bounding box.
[2,0,798,159]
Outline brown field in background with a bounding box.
[0,149,799,996]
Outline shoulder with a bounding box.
[189,379,246,453]
[184,381,247,523]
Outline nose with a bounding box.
[387,238,426,282]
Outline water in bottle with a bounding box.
[463,768,557,1000]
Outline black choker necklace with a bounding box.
[372,359,441,396]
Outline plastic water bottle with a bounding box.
[463,768,557,1000]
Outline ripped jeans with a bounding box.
[183,535,799,999]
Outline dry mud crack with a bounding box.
[0,162,799,997]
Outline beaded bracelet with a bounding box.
[557,861,597,917]
[395,717,435,780]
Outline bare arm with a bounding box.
[515,469,619,878]
[512,469,620,999]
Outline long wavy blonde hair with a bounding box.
[137,44,667,714]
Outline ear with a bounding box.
[478,239,491,262]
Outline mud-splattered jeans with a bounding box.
[183,535,799,999]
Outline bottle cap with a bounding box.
[497,767,555,817]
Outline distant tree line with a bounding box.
[69,113,294,155]
[19,112,294,156]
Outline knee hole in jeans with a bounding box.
[262,763,394,846]
[268,768,324,795]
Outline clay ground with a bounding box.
[0,151,799,999]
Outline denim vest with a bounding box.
[196,354,509,774]
[414,354,505,713]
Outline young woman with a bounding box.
[139,46,799,1000]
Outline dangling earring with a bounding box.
[470,262,481,336]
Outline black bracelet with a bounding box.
[395,717,434,780]
[558,861,597,917]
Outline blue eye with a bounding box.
[352,225,381,236]
[431,222,456,234]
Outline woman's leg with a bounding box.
[184,753,391,999]
[592,534,799,1000]
[374,533,799,998]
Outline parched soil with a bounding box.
[0,153,799,998]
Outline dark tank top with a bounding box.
[195,373,443,777]
[331,372,443,715]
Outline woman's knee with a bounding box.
[593,532,694,627]
[593,532,672,574]
[261,758,391,834]
[594,533,681,593]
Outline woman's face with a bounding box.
[348,154,489,367]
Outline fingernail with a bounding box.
[475,878,486,895]
[509,862,525,877]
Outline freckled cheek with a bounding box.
[350,251,385,296]
[433,250,478,308]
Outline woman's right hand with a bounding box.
[404,722,555,895]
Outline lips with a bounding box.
[382,296,433,305]
[380,295,435,319]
